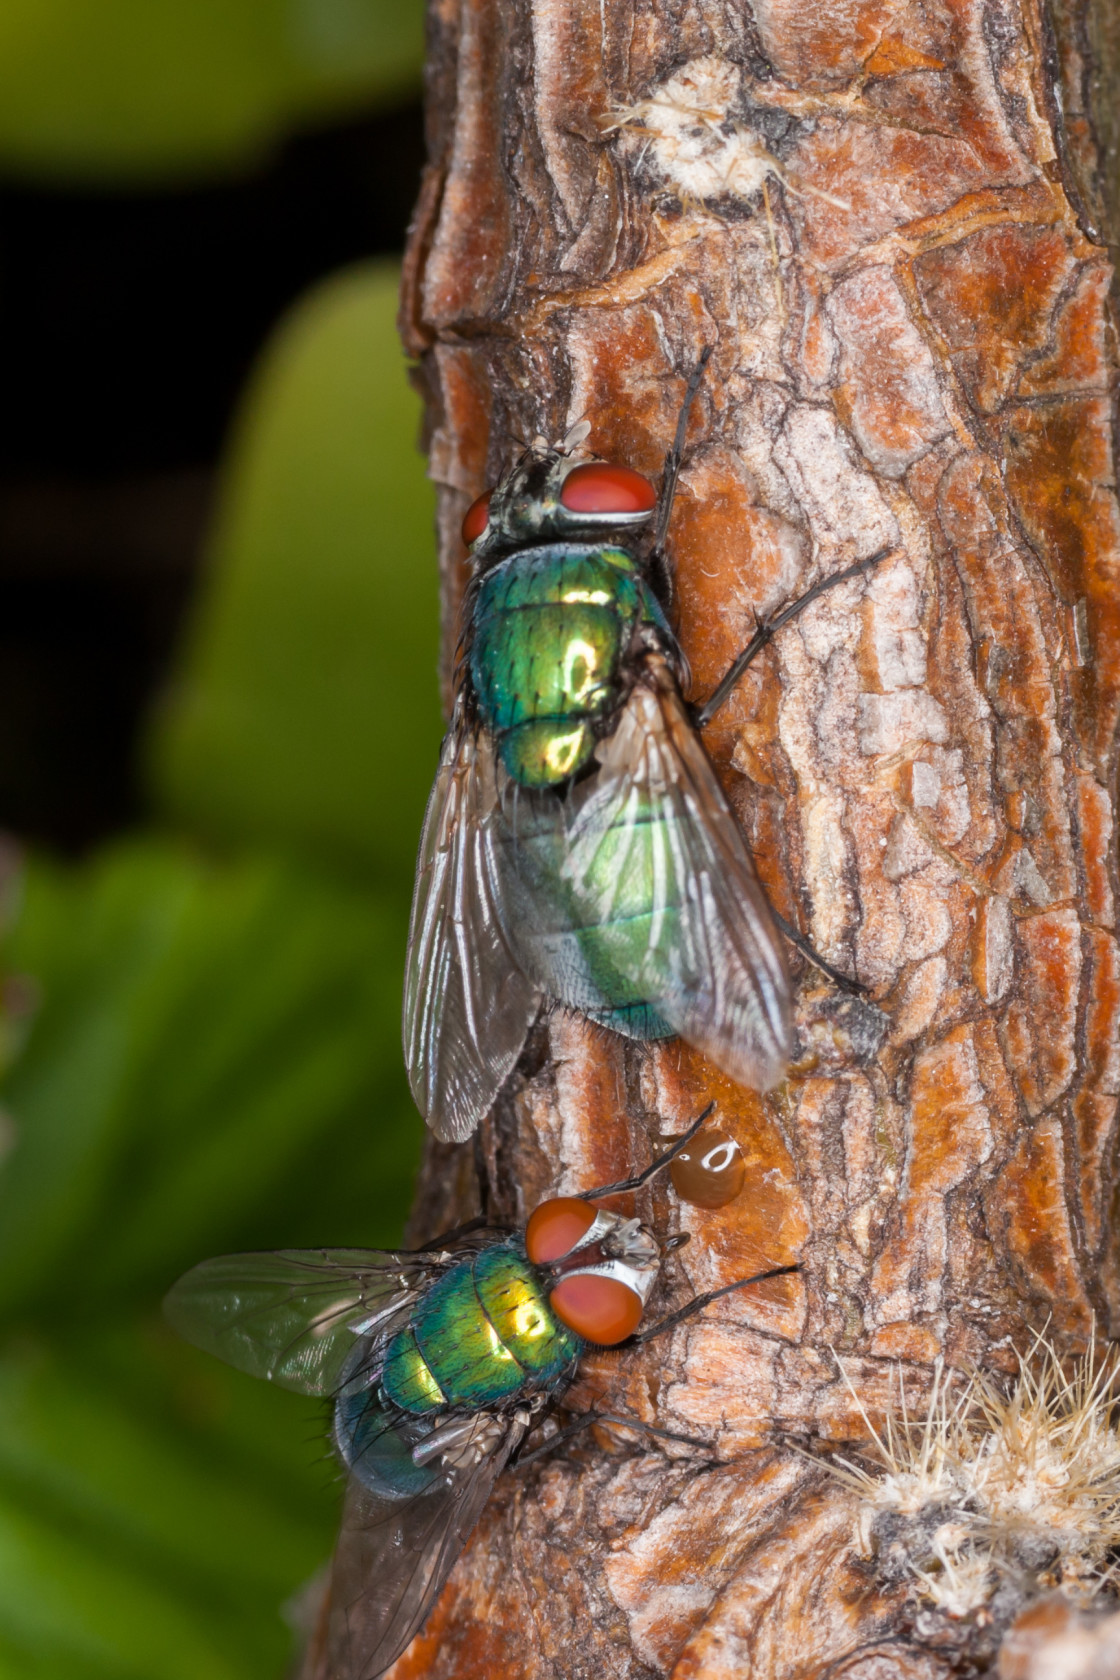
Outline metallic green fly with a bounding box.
[405,351,892,1140]
[165,1111,797,1680]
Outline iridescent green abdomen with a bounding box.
[469,542,681,1034]
[497,789,677,1040]
[470,545,650,787]
[380,1241,580,1416]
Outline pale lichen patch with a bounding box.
[608,58,786,207]
[774,404,899,564]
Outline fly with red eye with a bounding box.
[408,349,895,1144]
[164,1104,799,1680]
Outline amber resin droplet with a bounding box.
[669,1128,746,1209]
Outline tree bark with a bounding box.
[395,0,1120,1669]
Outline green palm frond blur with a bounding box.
[0,260,440,1677]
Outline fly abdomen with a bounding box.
[470,545,642,787]
[335,1390,443,1500]
[495,788,679,1039]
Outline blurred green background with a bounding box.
[0,5,441,1676]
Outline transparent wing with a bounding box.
[164,1249,440,1396]
[404,716,542,1142]
[491,778,621,1021]
[321,1414,523,1680]
[560,658,792,1089]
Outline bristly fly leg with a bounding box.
[416,1213,491,1252]
[694,547,895,730]
[513,1411,710,1469]
[576,1102,716,1202]
[652,348,713,553]
[646,347,714,604]
[627,1263,800,1345]
[771,909,868,997]
[692,545,896,993]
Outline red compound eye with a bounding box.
[549,1274,644,1344]
[525,1197,595,1264]
[461,490,492,545]
[559,462,657,515]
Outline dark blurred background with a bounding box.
[0,101,424,849]
[0,7,444,1675]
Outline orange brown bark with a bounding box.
[392,0,1120,1667]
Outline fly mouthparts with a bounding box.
[548,1237,611,1278]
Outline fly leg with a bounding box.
[694,547,894,730]
[416,1213,491,1252]
[627,1263,800,1345]
[577,1101,715,1201]
[646,346,713,605]
[513,1411,710,1469]
[770,909,868,997]
[693,545,895,993]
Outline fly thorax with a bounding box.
[469,545,641,788]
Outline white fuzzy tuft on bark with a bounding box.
[607,58,847,210]
[826,1335,1120,1617]
[607,59,782,205]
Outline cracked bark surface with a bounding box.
[390,0,1120,1670]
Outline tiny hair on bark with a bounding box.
[387,0,1120,1668]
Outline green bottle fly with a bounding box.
[164,1107,798,1680]
[405,360,871,1143]
[468,542,679,1040]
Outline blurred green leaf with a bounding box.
[0,1322,337,1680]
[0,0,423,183]
[150,260,443,891]
[0,834,423,1674]
[0,233,446,1680]
[0,837,422,1320]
